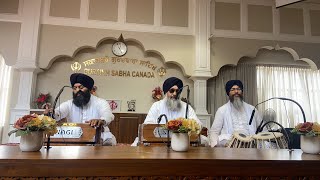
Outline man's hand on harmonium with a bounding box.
[87,119,106,128]
[43,104,53,116]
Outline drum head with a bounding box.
[253,132,283,140]
[233,132,253,142]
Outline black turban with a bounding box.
[225,80,243,95]
[163,77,183,94]
[70,73,94,90]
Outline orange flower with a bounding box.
[13,114,36,130]
[291,122,320,137]
[296,122,313,133]
[9,114,57,137]
[167,120,182,131]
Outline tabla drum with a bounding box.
[227,132,254,148]
[252,132,288,149]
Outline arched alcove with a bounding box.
[208,45,314,124]
[36,37,193,113]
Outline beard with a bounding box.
[230,94,244,111]
[165,96,182,111]
[73,90,91,108]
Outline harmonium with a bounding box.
[44,123,102,146]
[138,124,200,146]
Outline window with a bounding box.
[0,55,12,127]
[257,65,320,128]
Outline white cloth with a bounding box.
[54,95,116,145]
[209,101,262,147]
[144,99,202,126]
[230,106,250,135]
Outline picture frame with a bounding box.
[106,99,121,112]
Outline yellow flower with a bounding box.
[312,122,320,134]
[165,118,200,134]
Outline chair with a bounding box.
[138,124,199,146]
[44,123,102,146]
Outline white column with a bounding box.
[8,0,41,143]
[13,0,41,110]
[191,0,212,128]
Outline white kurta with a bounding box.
[54,95,116,145]
[209,101,262,147]
[144,99,202,126]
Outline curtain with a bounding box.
[256,65,320,128]
[208,64,257,121]
[0,55,12,142]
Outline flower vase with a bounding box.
[171,133,190,152]
[300,136,320,154]
[19,131,44,152]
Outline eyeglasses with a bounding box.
[168,88,181,94]
[230,88,242,92]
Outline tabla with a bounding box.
[227,132,254,148]
[252,132,287,149]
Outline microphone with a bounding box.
[51,85,71,119]
[185,85,190,119]
[248,109,256,125]
[157,114,170,148]
[157,114,167,124]
[46,85,71,151]
[176,85,190,119]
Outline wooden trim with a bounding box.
[0,146,320,177]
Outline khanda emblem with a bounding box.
[157,67,166,77]
[71,62,81,72]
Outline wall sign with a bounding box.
[70,56,166,78]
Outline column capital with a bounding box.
[190,74,212,81]
[13,64,38,72]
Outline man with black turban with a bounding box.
[131,77,205,146]
[209,80,262,147]
[143,77,202,125]
[49,73,116,145]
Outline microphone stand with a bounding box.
[157,114,170,148]
[258,120,292,151]
[46,85,71,150]
[249,97,306,151]
[185,86,190,119]
[249,97,306,125]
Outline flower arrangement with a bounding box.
[152,86,163,101]
[291,122,320,137]
[35,93,51,109]
[165,117,201,135]
[8,114,58,137]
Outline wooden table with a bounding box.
[0,146,319,179]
